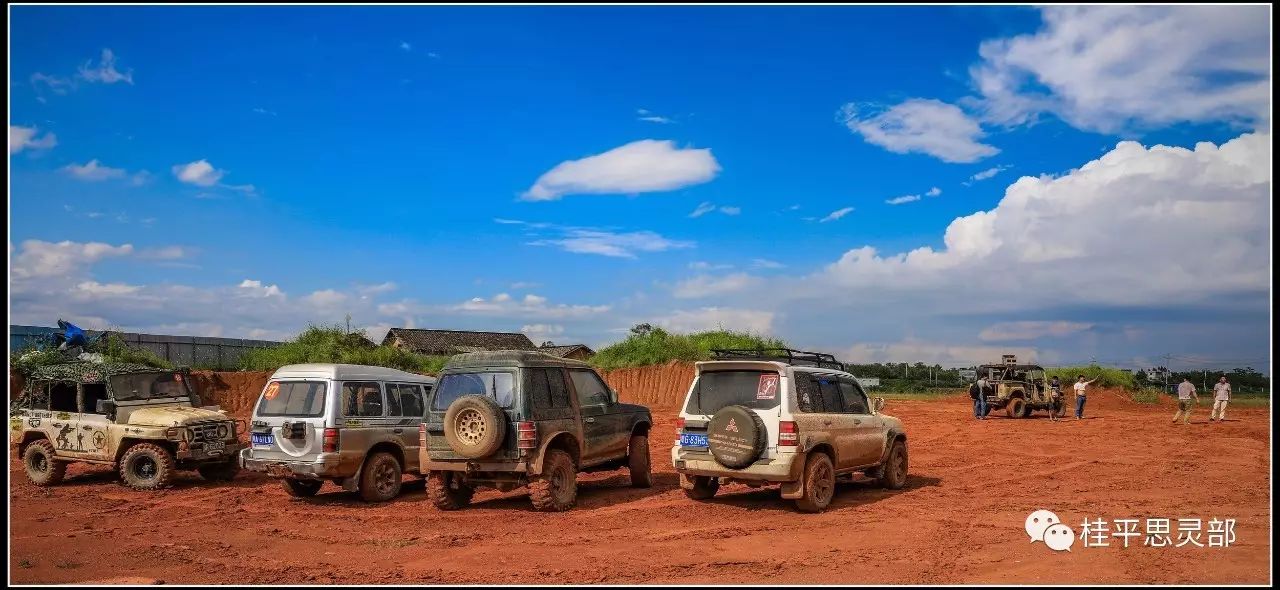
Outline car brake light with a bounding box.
[418,423,427,446]
[778,421,798,446]
[323,428,340,453]
[517,421,536,449]
[676,417,685,430]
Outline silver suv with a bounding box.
[671,349,908,512]
[239,364,436,502]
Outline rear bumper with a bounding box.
[239,449,345,480]
[671,447,803,481]
[423,458,529,473]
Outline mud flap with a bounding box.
[678,473,695,491]
[342,459,364,492]
[780,480,804,499]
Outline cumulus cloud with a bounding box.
[838,99,999,163]
[172,160,226,186]
[237,279,284,299]
[522,139,720,201]
[10,240,134,279]
[970,6,1270,132]
[658,307,775,335]
[521,323,566,343]
[62,159,127,181]
[819,207,854,223]
[77,49,134,84]
[10,125,58,154]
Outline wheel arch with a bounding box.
[532,431,580,475]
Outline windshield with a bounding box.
[109,372,193,402]
[257,381,328,417]
[685,370,782,415]
[433,371,514,410]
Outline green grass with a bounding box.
[1130,388,1162,404]
[1045,365,1137,389]
[590,327,789,370]
[10,332,173,378]
[237,325,448,374]
[1228,395,1271,408]
[875,389,959,401]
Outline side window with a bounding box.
[569,370,611,407]
[398,385,425,418]
[50,382,78,413]
[840,381,870,414]
[385,383,404,416]
[547,369,571,408]
[82,383,109,414]
[795,375,821,413]
[342,382,384,417]
[525,369,552,409]
[815,375,843,413]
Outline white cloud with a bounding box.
[75,281,142,297]
[885,195,921,205]
[637,109,674,124]
[252,107,278,116]
[689,202,740,218]
[356,282,397,296]
[399,41,412,51]
[10,240,134,279]
[527,227,694,259]
[509,281,540,290]
[968,165,1010,183]
[689,261,733,271]
[454,293,611,319]
[979,321,1093,342]
[522,139,720,201]
[970,6,1270,132]
[819,207,854,222]
[926,187,942,197]
[718,206,741,216]
[752,258,785,270]
[522,323,565,343]
[673,273,762,299]
[658,308,775,335]
[30,73,72,96]
[172,160,225,186]
[62,159,127,181]
[838,99,999,163]
[10,125,58,154]
[237,279,284,299]
[77,49,134,85]
[843,340,1039,367]
[303,289,349,308]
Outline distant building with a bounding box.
[538,344,596,361]
[855,377,880,390]
[382,328,536,356]
[958,369,978,381]
[1145,367,1171,382]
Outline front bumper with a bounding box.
[670,447,803,481]
[177,441,244,462]
[239,448,344,480]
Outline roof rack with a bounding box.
[710,348,844,370]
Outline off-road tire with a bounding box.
[443,395,507,459]
[684,475,719,500]
[119,443,176,491]
[197,458,240,482]
[282,478,323,497]
[358,452,402,502]
[795,452,837,513]
[426,471,474,510]
[628,434,652,488]
[878,440,908,490]
[707,405,767,469]
[529,449,576,512]
[23,439,66,486]
[1007,398,1027,419]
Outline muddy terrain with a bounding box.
[8,382,1270,584]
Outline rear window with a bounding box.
[257,381,327,417]
[685,370,782,415]
[433,371,515,411]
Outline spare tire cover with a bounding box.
[443,395,507,459]
[707,405,767,469]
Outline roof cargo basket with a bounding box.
[710,348,844,370]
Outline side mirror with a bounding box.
[96,399,117,417]
[608,390,618,405]
[873,397,886,413]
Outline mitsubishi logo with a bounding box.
[725,418,739,433]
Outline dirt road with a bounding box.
[9,390,1270,584]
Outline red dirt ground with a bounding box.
[9,385,1269,584]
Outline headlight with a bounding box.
[217,424,230,439]
[165,427,179,439]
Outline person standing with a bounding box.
[1049,376,1064,422]
[1209,375,1232,422]
[1172,377,1198,425]
[1074,375,1099,420]
[972,376,989,420]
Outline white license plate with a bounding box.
[205,440,226,453]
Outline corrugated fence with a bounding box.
[8,325,281,370]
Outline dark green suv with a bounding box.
[421,350,653,512]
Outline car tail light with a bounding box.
[778,421,798,446]
[517,421,537,449]
[675,417,686,445]
[322,428,340,453]
[418,423,427,447]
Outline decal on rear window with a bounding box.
[757,374,779,400]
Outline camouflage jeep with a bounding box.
[10,361,244,490]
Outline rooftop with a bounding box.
[442,350,593,370]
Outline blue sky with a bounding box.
[9,5,1272,371]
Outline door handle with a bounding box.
[585,417,595,424]
[853,419,862,425]
[822,420,833,426]
[393,428,403,434]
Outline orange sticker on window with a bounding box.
[174,373,183,382]
[263,382,280,400]
[757,374,779,400]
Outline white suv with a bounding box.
[671,349,908,512]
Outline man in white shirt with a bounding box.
[1073,375,1099,419]
[1209,376,1232,422]
[1172,378,1198,425]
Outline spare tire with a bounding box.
[707,405,767,469]
[443,395,506,459]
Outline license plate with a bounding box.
[680,433,708,448]
[251,433,274,447]
[205,440,226,454]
